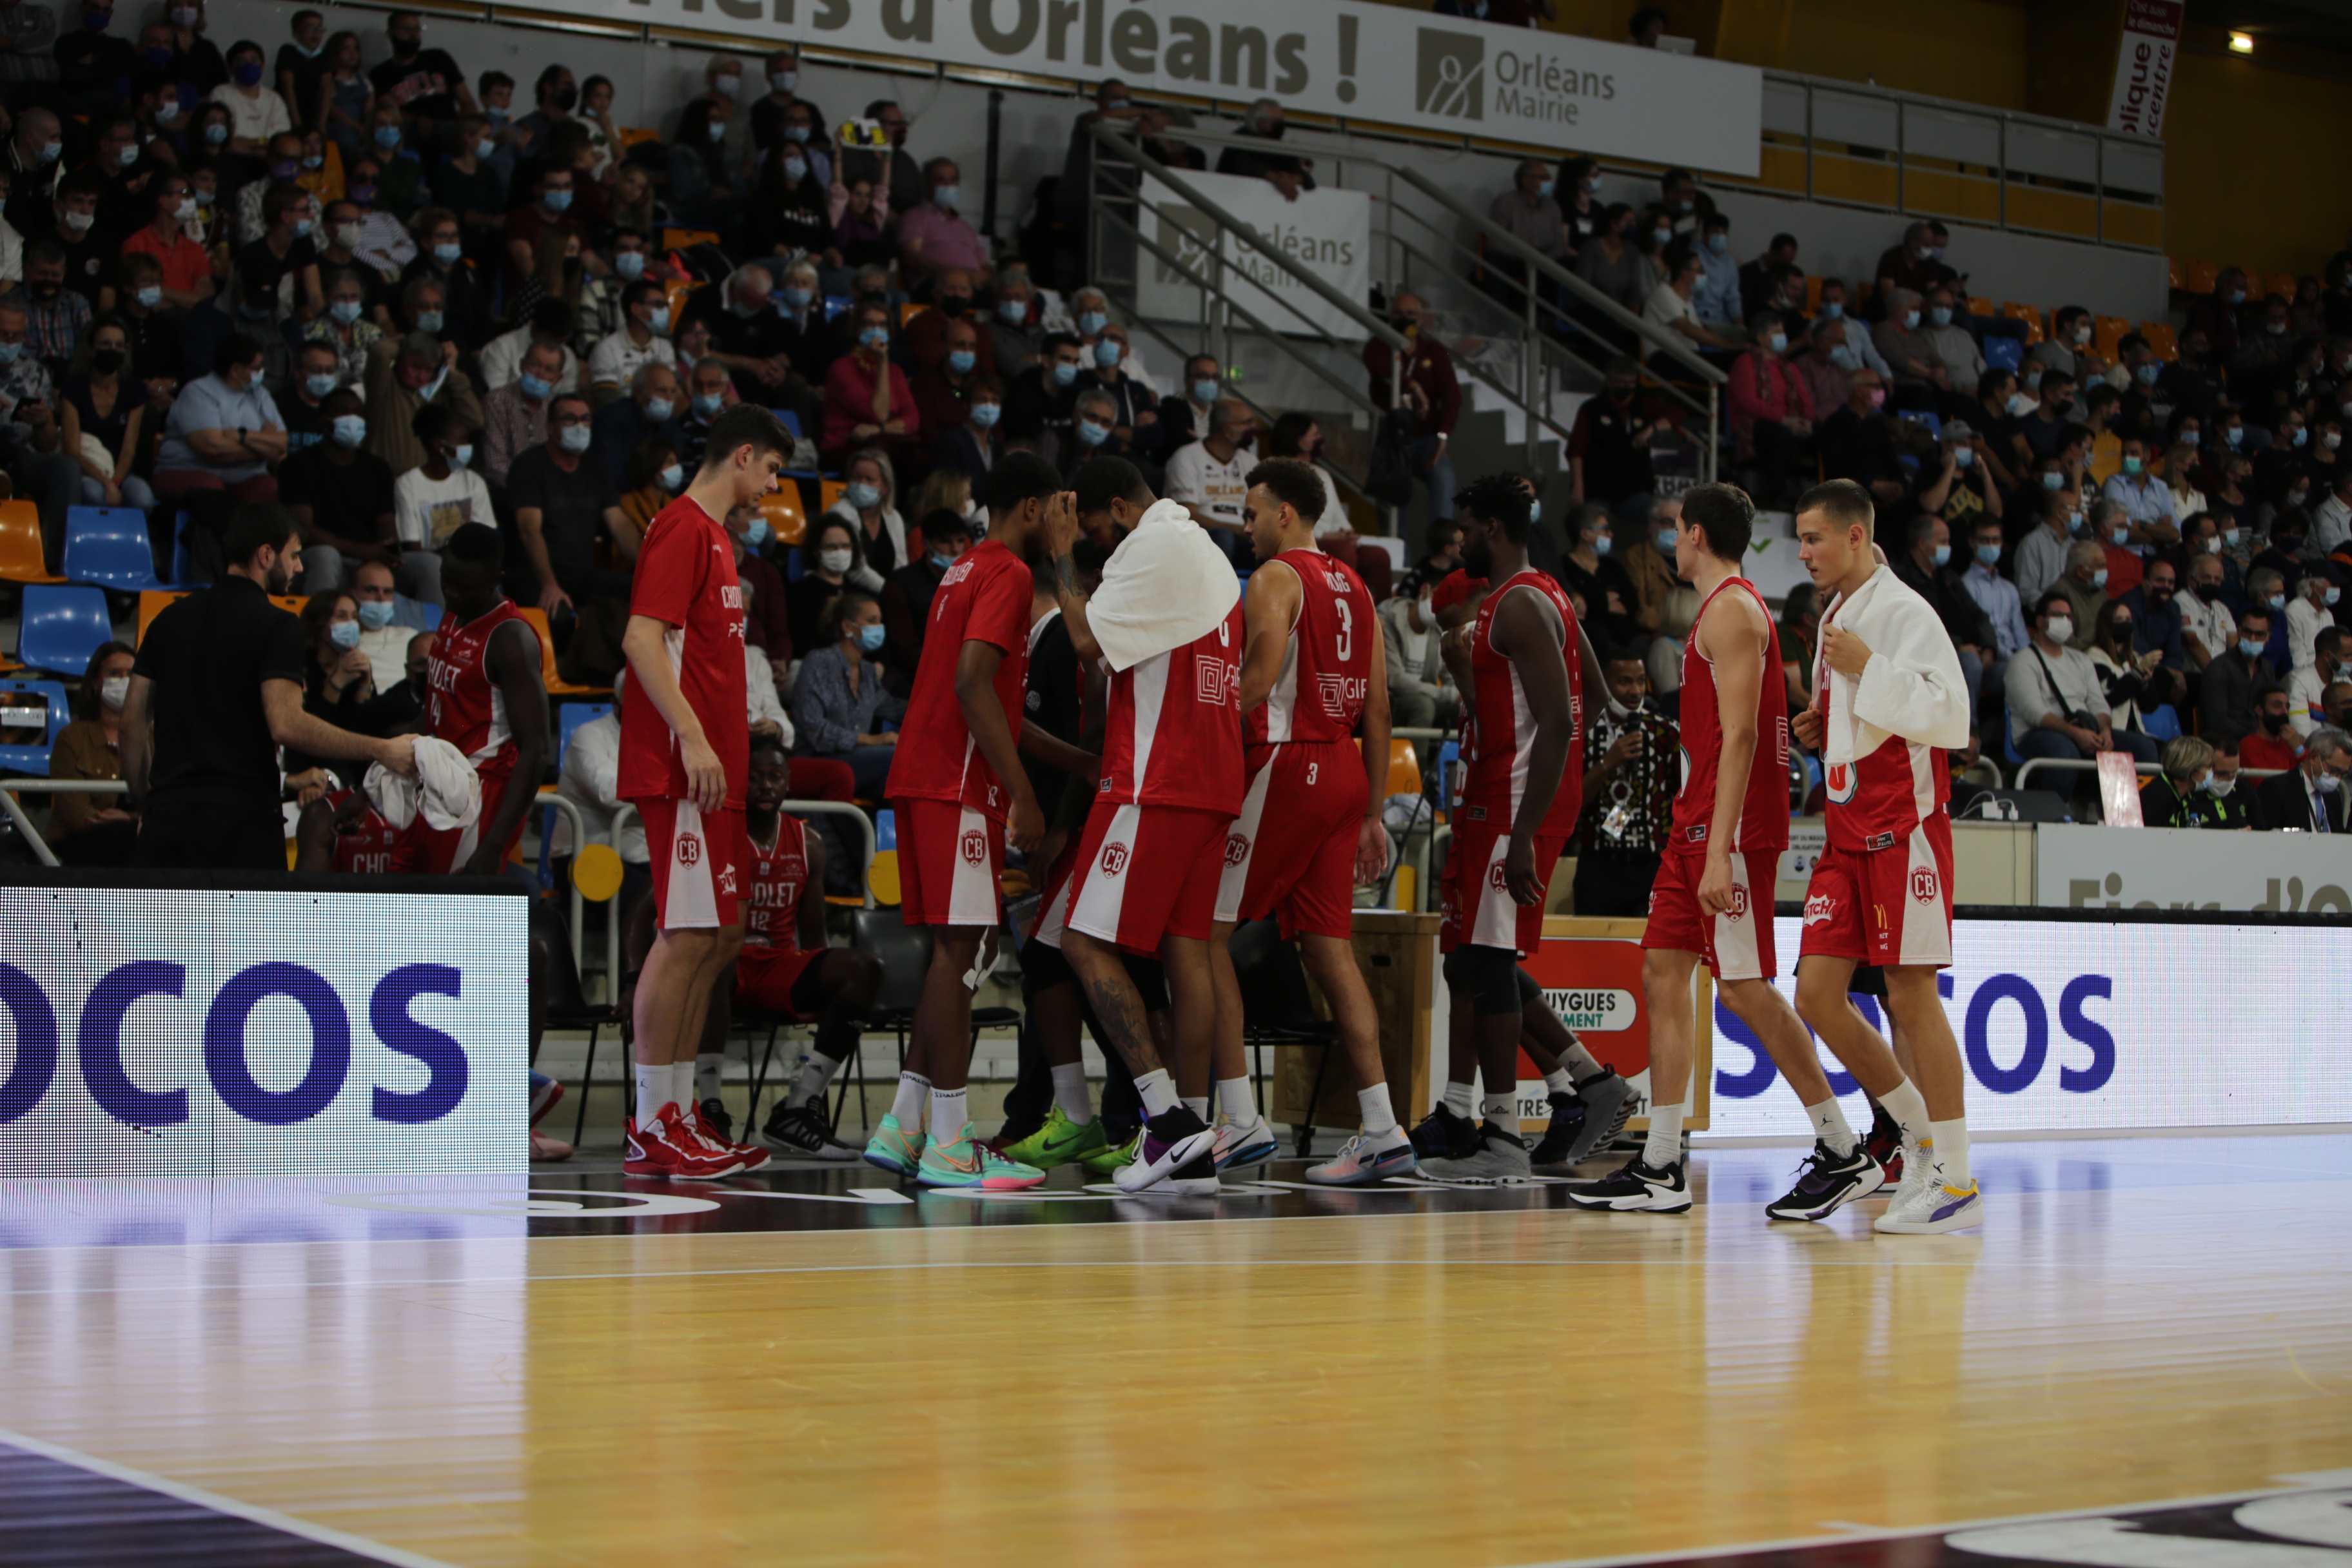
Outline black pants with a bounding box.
[56,819,139,867]
[131,801,286,871]
[1571,850,1662,918]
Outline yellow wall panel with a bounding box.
[2003,185,2097,242]
[1807,154,1899,209]
[2163,46,2352,278]
[1779,0,2028,110]
[1900,167,2001,226]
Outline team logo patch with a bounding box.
[960,829,989,867]
[1099,841,1130,876]
[1803,892,1836,925]
[1825,761,1856,805]
[1725,885,1748,921]
[1910,866,1939,903]
[1487,860,1509,892]
[676,832,702,866]
[718,865,738,896]
[1225,834,1250,867]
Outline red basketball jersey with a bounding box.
[743,814,811,951]
[1460,570,1584,838]
[1812,599,1951,853]
[1671,576,1790,853]
[1246,548,1374,747]
[324,789,402,874]
[889,539,1032,820]
[425,598,536,772]
[1097,601,1246,816]
[619,495,749,808]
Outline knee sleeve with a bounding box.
[1447,945,1520,1017]
[1021,937,1074,1001]
[1121,953,1170,1014]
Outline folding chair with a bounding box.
[541,901,627,1147]
[514,606,613,700]
[16,585,114,676]
[1229,919,1338,1156]
[61,506,178,591]
[0,677,74,774]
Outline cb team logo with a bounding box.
[960,829,989,867]
[676,832,702,866]
[1100,841,1130,876]
[1224,833,1250,867]
[1725,883,1749,921]
[1487,859,1510,892]
[1910,865,1939,903]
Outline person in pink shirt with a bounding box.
[896,157,992,295]
[820,298,923,474]
[1727,309,1816,507]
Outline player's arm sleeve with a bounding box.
[1849,598,1974,749]
[629,522,696,628]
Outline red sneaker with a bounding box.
[529,1128,573,1162]
[623,1104,743,1180]
[678,1103,770,1172]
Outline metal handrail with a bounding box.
[2013,758,2287,792]
[0,779,125,868]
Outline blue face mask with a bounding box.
[932,184,958,210]
[691,393,723,418]
[1819,301,1843,320]
[1052,361,1079,387]
[292,217,313,237]
[1902,309,1921,330]
[357,599,395,630]
[2293,427,2309,447]
[1975,543,2001,566]
[706,119,727,142]
[135,286,162,309]
[860,326,890,353]
[0,342,23,365]
[329,300,362,326]
[743,517,771,547]
[328,620,362,650]
[1827,346,1858,371]
[856,622,887,651]
[202,125,228,146]
[1536,180,1554,199]
[519,372,553,401]
[1192,378,1219,404]
[644,397,674,423]
[1075,419,1110,447]
[1930,544,1951,567]
[659,463,683,489]
[1954,446,1974,468]
[930,551,955,569]
[432,242,462,266]
[968,402,1001,429]
[558,424,591,454]
[1928,306,1952,328]
[373,124,402,148]
[649,307,671,333]
[785,124,811,144]
[543,188,573,213]
[1589,533,1609,556]
[1528,500,1542,525]
[2240,636,2268,658]
[475,138,496,161]
[778,286,812,312]
[2135,362,2160,386]
[2268,594,2287,612]
[845,481,881,510]
[304,372,338,398]
[1093,339,1122,368]
[1768,332,1787,354]
[415,309,444,333]
[946,349,975,376]
[1706,233,1729,255]
[613,250,647,281]
[449,443,473,469]
[1656,528,1678,553]
[997,299,1026,328]
[1079,310,1107,337]
[331,414,366,448]
[2041,469,2069,493]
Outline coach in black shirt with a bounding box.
[122,504,417,871]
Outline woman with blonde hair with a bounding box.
[823,446,911,574]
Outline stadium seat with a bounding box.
[1384,738,1420,798]
[760,485,807,548]
[270,596,308,616]
[1803,275,1822,315]
[1984,337,2023,373]
[616,126,662,151]
[558,703,611,767]
[662,279,700,332]
[0,676,73,775]
[0,499,64,584]
[2093,315,2131,361]
[136,589,191,644]
[775,408,803,443]
[2263,271,2296,302]
[867,847,901,905]
[820,478,844,516]
[513,607,613,700]
[2140,322,2178,361]
[2166,256,2182,291]
[2142,704,2182,741]
[899,302,930,326]
[2184,259,2219,295]
[61,507,177,591]
[659,227,720,253]
[1966,296,1995,317]
[2001,303,2046,344]
[1896,410,1943,440]
[16,585,113,676]
[876,807,896,850]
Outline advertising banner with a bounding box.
[1135,172,1370,338]
[1707,912,2352,1137]
[2105,0,2184,140]
[0,886,527,1177]
[2033,823,2352,914]
[1518,917,1710,1130]
[566,0,1765,175]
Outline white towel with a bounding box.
[365,736,483,832]
[1815,564,1972,766]
[1087,498,1240,672]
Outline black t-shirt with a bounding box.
[133,574,307,812]
[506,444,618,589]
[275,42,330,131]
[279,443,396,549]
[369,49,466,120]
[1023,610,1085,824]
[238,235,318,302]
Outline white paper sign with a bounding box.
[1135,172,1371,338]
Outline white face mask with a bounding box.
[100,674,129,711]
[818,547,853,574]
[2045,616,2075,643]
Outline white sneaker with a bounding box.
[1874,1163,1983,1233]
[1211,1112,1281,1171]
[1305,1129,1416,1186]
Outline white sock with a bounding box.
[633,1061,669,1122]
[1182,1094,1210,1120]
[695,1052,725,1104]
[1644,1101,1685,1168]
[1478,1093,1518,1137]
[671,1062,698,1118]
[1358,1082,1398,1136]
[1049,1062,1093,1122]
[786,1053,844,1110]
[1542,1066,1575,1096]
[889,1071,930,1129]
[1444,1080,1475,1117]
[1929,1117,1972,1185]
[928,1086,970,1143]
[1563,1041,1605,1083]
[1879,1077,1930,1146]
[1215,1075,1255,1125]
[1135,1068,1179,1119]
[1807,1097,1857,1157]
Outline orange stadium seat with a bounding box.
[760,486,807,548]
[137,590,188,643]
[2001,303,2046,344]
[0,500,64,584]
[2183,259,2219,294]
[515,607,612,700]
[2093,315,2131,361]
[2140,322,2178,361]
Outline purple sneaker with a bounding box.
[1114,1107,1217,1193]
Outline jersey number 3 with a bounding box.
[1334,599,1352,662]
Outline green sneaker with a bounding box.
[1083,1130,1141,1175]
[1000,1106,1110,1170]
[917,1123,1046,1190]
[862,1113,926,1178]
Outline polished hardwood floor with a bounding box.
[1,1133,2348,1568]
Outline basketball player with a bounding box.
[293,787,404,874]
[404,524,548,877]
[1043,456,1244,1195]
[616,403,795,1182]
[1415,971,1636,1168]
[1420,473,1589,1183]
[1786,478,1982,1233]
[866,451,1060,1190]
[1205,458,1411,1185]
[1569,483,1858,1215]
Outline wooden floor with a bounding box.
[1,1134,2349,1568]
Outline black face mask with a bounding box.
[937,295,968,316]
[90,348,123,374]
[389,34,418,57]
[1607,383,1634,402]
[2264,710,2289,732]
[552,85,578,113]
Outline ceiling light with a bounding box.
[2229,30,2254,52]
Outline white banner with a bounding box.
[2033,823,2352,915]
[1709,912,2352,1137]
[1135,172,1370,338]
[0,887,527,1177]
[569,0,1763,175]
[2105,0,2183,140]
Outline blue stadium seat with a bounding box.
[1895,409,1943,439]
[558,702,612,767]
[1983,335,2024,373]
[2142,703,2181,741]
[62,506,176,591]
[17,585,115,677]
[0,677,74,775]
[876,808,896,851]
[775,409,803,442]
[823,295,852,322]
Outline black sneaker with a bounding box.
[1863,1101,1904,1184]
[761,1102,861,1161]
[1408,1102,1482,1161]
[1563,1156,1691,1213]
[1763,1139,1886,1222]
[700,1097,734,1141]
[1527,1092,1589,1165]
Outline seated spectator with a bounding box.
[1794,315,1854,422]
[1873,222,1946,319]
[431,114,507,251]
[787,516,874,657]
[2006,591,2153,764]
[121,174,213,311]
[213,37,294,160]
[1164,397,1253,554]
[586,279,675,394]
[1921,284,1983,397]
[59,318,155,514]
[1692,211,1742,331]
[674,357,738,473]
[743,124,830,262]
[479,297,581,396]
[2054,540,2109,649]
[1892,515,1995,720]
[279,389,400,593]
[0,297,83,567]
[823,447,910,577]
[154,331,285,515]
[509,389,634,621]
[1740,230,1799,321]
[1962,515,2029,662]
[239,181,324,322]
[698,265,821,438]
[1155,351,1222,457]
[286,589,406,783]
[768,258,834,387]
[280,340,342,453]
[877,505,969,698]
[790,586,904,797]
[1872,288,1945,409]
[2140,735,2249,829]
[2289,625,2347,736]
[723,497,792,687]
[912,313,986,443]
[502,164,582,296]
[667,95,745,240]
[2288,564,2341,672]
[2202,598,2278,747]
[1058,387,1128,477]
[932,371,1003,482]
[364,329,483,482]
[1725,311,1812,505]
[403,208,489,348]
[1567,357,1675,508]
[2176,550,2237,671]
[819,298,920,473]
[2088,598,2172,751]
[481,338,563,489]
[617,435,681,534]
[1644,243,1734,352]
[46,641,141,867]
[897,158,990,293]
[1075,322,1158,460]
[2102,435,2177,556]
[114,256,184,387]
[392,401,491,585]
[2253,727,2351,830]
[830,176,894,275]
[301,266,384,391]
[1816,369,1905,507]
[2014,486,2082,607]
[1917,420,2003,535]
[1484,159,1570,302]
[1554,503,1640,648]
[1380,574,1455,729]
[506,228,585,353]
[2240,685,2303,772]
[1779,578,1819,712]
[16,244,91,374]
[595,362,685,486]
[1215,97,1313,200]
[348,558,436,689]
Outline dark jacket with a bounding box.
[2253,766,2351,832]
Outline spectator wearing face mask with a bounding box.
[1217,97,1315,201]
[2014,488,2082,607]
[1379,573,1455,730]
[2310,469,2352,556]
[1962,516,2028,657]
[2287,564,2344,673]
[2086,597,2171,750]
[2102,436,2177,556]
[2006,591,2139,765]
[2052,539,2112,648]
[210,39,293,158]
[1817,369,1905,507]
[2228,295,2297,386]
[46,641,141,867]
[59,315,153,514]
[790,587,905,797]
[722,498,792,683]
[1872,222,1946,321]
[1871,287,1946,411]
[345,558,435,688]
[122,175,213,310]
[2174,551,2237,672]
[509,389,635,623]
[932,371,1004,484]
[616,435,681,536]
[1556,503,1640,649]
[480,338,567,490]
[787,517,876,657]
[1725,311,1812,507]
[820,300,921,475]
[1484,160,1571,308]
[1567,357,1677,508]
[749,47,823,158]
[824,446,908,576]
[2141,736,2247,829]
[2084,496,2142,600]
[1795,315,1859,422]
[2288,625,2349,736]
[897,157,989,295]
[593,361,685,487]
[2201,602,2279,749]
[1690,213,1743,331]
[1164,397,1255,555]
[279,388,398,591]
[876,506,972,698]
[2253,726,2352,831]
[585,279,678,395]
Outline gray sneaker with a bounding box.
[1418,1122,1534,1184]
[1555,1070,1638,1166]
